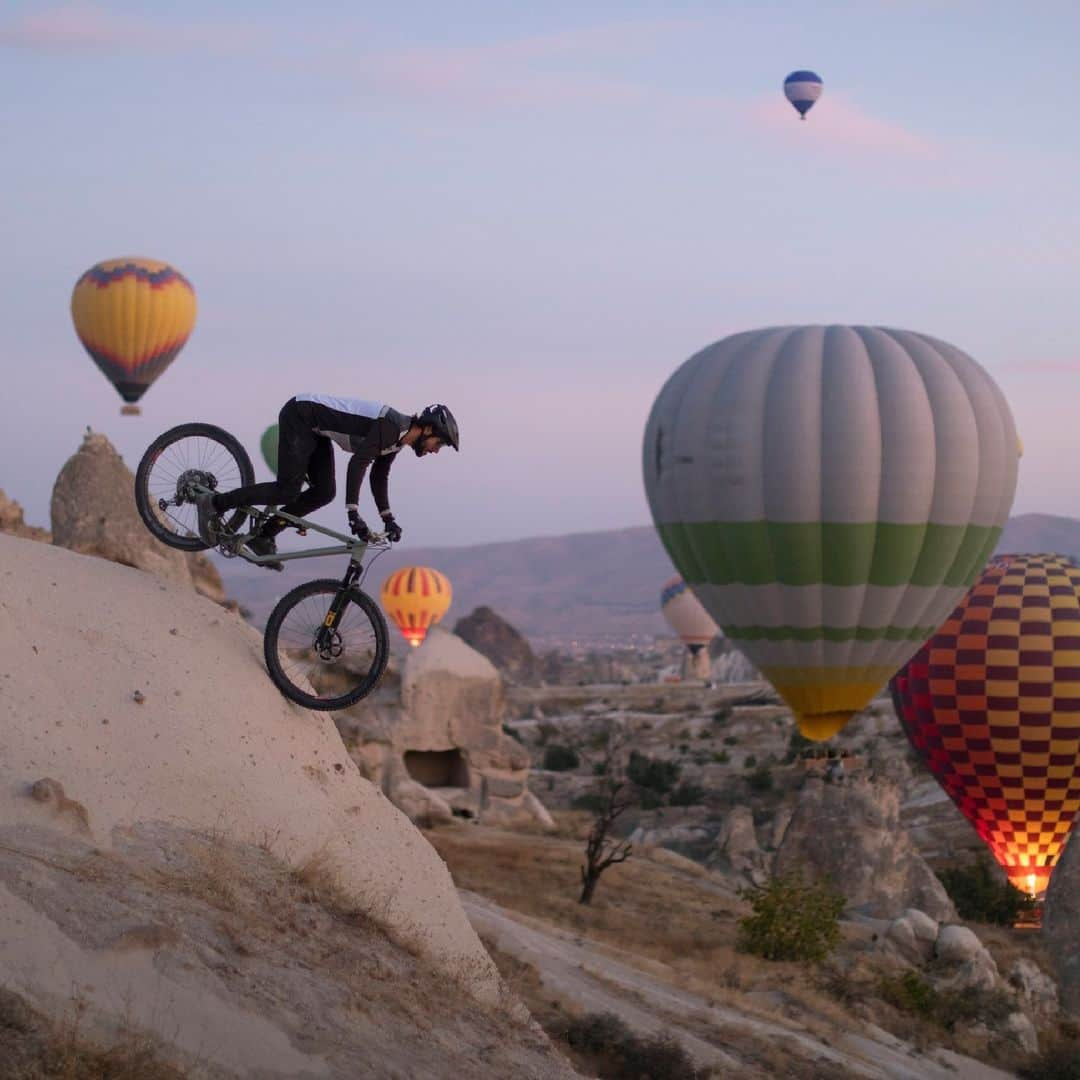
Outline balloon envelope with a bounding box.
[642,325,1020,740]
[380,566,452,648]
[783,70,823,118]
[71,257,196,410]
[261,424,279,474]
[661,576,718,655]
[891,554,1080,897]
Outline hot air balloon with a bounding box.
[381,566,452,648]
[783,70,823,120]
[891,555,1080,898]
[71,257,197,415]
[261,424,279,474]
[643,325,1020,741]
[661,575,718,680]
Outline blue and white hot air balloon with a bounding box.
[783,70,823,120]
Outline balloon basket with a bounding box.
[1012,904,1043,931]
[120,405,142,416]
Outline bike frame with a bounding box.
[201,494,389,575]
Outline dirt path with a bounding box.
[461,890,1016,1080]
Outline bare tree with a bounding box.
[578,722,636,905]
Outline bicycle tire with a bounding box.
[263,579,389,710]
[134,423,256,551]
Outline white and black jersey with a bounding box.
[292,394,412,510]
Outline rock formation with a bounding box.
[0,489,50,542]
[49,429,226,605]
[1044,827,1080,1014]
[336,628,554,830]
[454,605,538,684]
[774,772,956,921]
[0,533,504,1010]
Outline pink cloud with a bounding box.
[747,91,939,160]
[0,4,259,53]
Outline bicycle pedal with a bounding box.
[296,527,308,536]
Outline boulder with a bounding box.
[49,430,226,605]
[773,774,956,921]
[934,924,1000,993]
[1008,958,1059,1024]
[1044,828,1080,1015]
[885,909,939,963]
[337,628,553,831]
[454,606,538,684]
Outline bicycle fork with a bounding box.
[314,559,363,657]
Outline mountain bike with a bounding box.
[134,422,390,712]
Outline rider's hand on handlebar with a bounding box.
[347,509,371,541]
[382,513,402,543]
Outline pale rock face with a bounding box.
[49,430,226,605]
[935,924,986,964]
[1044,828,1080,1015]
[901,908,940,945]
[885,911,939,963]
[0,534,503,1006]
[774,775,956,922]
[934,924,1001,994]
[0,489,50,541]
[1008,958,1059,1023]
[337,628,553,830]
[710,805,765,882]
[1004,1012,1039,1055]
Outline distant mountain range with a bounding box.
[217,513,1080,648]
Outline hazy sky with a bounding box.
[3,2,1080,547]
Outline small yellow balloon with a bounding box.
[380,567,452,647]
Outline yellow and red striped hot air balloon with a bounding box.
[380,567,452,648]
[71,257,197,415]
[891,554,1080,898]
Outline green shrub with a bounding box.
[713,706,733,725]
[669,782,706,807]
[879,970,937,1018]
[938,856,1038,926]
[723,735,738,746]
[627,751,680,795]
[737,871,844,964]
[639,790,664,811]
[746,765,774,793]
[712,750,730,764]
[543,744,580,772]
[562,1011,709,1080]
[744,754,757,768]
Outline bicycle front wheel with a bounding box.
[135,423,256,551]
[263,579,389,711]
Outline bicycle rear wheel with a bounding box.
[263,579,389,710]
[135,423,256,551]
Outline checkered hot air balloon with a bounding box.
[71,257,197,415]
[891,554,1080,898]
[643,325,1020,741]
[380,566,452,648]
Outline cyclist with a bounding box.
[196,396,459,570]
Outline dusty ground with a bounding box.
[427,819,1054,1079]
[0,822,578,1079]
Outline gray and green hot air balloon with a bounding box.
[642,325,1020,741]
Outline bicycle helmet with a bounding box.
[416,404,459,451]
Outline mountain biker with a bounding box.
[195,396,459,570]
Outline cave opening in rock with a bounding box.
[404,749,469,789]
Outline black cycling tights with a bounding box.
[212,401,336,534]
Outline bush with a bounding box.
[501,723,523,742]
[737,871,844,964]
[712,750,731,764]
[723,735,738,746]
[744,754,757,768]
[543,744,580,772]
[938,855,1038,925]
[627,751,680,795]
[879,970,937,1018]
[563,1011,709,1080]
[713,706,733,725]
[746,765,774,793]
[669,782,706,807]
